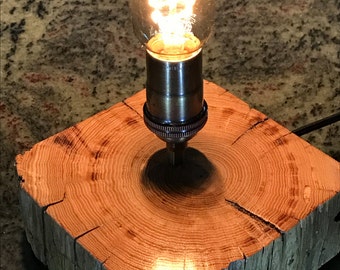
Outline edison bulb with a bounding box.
[130,0,214,61]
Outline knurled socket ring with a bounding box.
[143,101,208,142]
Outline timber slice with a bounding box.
[16,81,340,269]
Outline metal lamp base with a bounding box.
[143,50,208,165]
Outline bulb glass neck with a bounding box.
[146,33,202,62]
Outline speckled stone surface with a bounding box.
[0,0,339,269]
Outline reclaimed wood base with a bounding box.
[16,81,340,269]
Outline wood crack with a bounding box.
[225,198,284,235]
[218,88,230,96]
[122,100,143,119]
[232,117,269,145]
[41,194,66,264]
[42,193,66,211]
[75,225,100,240]
[74,226,101,269]
[102,255,110,265]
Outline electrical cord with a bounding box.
[292,111,340,136]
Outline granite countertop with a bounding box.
[0,0,339,269]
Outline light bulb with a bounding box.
[130,0,215,165]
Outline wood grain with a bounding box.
[16,81,340,269]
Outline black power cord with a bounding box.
[292,112,340,136]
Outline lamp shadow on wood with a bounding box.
[142,147,216,196]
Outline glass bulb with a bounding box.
[130,0,214,61]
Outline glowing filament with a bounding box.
[147,0,201,60]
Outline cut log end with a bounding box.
[17,81,340,270]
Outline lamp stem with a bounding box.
[166,142,187,166]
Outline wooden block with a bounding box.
[16,81,340,269]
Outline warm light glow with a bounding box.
[152,257,196,270]
[147,0,201,61]
[149,0,195,42]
